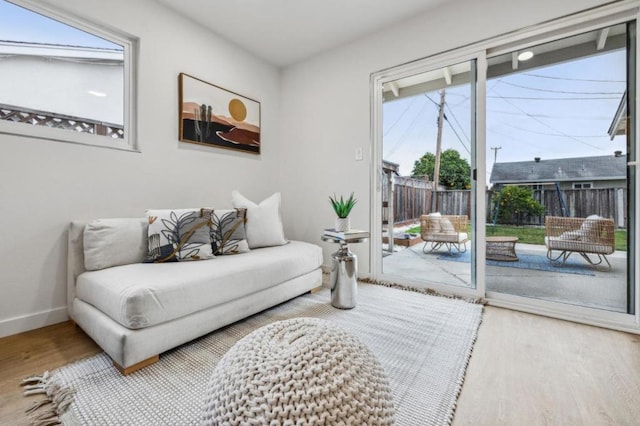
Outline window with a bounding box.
[573,183,593,189]
[0,0,137,150]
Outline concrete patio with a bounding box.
[382,240,628,313]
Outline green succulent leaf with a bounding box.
[329,192,357,218]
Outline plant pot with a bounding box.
[335,217,351,232]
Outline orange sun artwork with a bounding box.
[179,73,260,153]
[228,98,247,122]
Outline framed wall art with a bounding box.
[178,73,260,154]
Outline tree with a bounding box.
[411,149,471,189]
[493,186,545,226]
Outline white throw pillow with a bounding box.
[231,191,288,249]
[440,218,456,234]
[83,218,148,271]
[579,214,603,238]
[427,212,442,233]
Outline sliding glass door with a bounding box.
[372,54,484,297]
[485,22,635,314]
[371,4,638,327]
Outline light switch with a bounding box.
[355,147,363,161]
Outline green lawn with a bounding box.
[405,224,627,251]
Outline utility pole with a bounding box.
[491,146,502,164]
[433,89,446,190]
[431,89,445,212]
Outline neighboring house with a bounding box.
[0,41,124,120]
[0,41,124,135]
[490,153,626,190]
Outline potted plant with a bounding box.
[329,193,357,232]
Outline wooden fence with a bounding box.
[385,181,627,228]
[489,187,627,228]
[382,176,432,224]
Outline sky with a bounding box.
[383,46,627,180]
[0,0,121,50]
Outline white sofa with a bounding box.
[68,218,323,373]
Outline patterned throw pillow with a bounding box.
[202,208,250,255]
[145,209,214,262]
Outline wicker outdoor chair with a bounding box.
[420,214,469,254]
[545,215,615,271]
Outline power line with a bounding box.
[385,101,430,158]
[483,108,612,120]
[444,117,470,154]
[444,102,470,143]
[493,117,609,138]
[498,80,623,95]
[384,96,418,136]
[488,95,619,100]
[424,93,439,107]
[459,104,612,120]
[427,94,470,153]
[522,72,625,83]
[490,86,605,150]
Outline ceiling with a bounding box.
[153,0,450,67]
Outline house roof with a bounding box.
[490,154,626,184]
[608,91,626,140]
[382,160,400,176]
[0,41,123,63]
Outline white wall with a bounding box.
[0,0,281,337]
[278,0,612,273]
[0,0,617,337]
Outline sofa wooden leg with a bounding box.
[70,319,77,328]
[114,355,159,375]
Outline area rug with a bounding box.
[438,251,595,276]
[23,284,483,426]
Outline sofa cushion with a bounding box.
[83,218,148,271]
[75,241,322,329]
[145,209,214,262]
[202,208,250,255]
[231,191,288,249]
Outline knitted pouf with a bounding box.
[201,317,395,425]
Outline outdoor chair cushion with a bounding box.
[423,232,468,243]
[545,236,613,255]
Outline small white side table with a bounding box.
[321,235,368,309]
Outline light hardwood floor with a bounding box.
[1,307,639,425]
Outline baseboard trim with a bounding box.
[0,306,69,338]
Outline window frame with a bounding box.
[572,182,593,189]
[0,0,138,152]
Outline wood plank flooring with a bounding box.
[1,307,639,425]
[0,322,100,425]
[454,307,640,425]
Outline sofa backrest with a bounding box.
[68,221,88,319]
[67,218,148,318]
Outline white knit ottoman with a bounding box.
[201,317,395,425]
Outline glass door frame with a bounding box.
[370,48,487,300]
[369,1,640,333]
